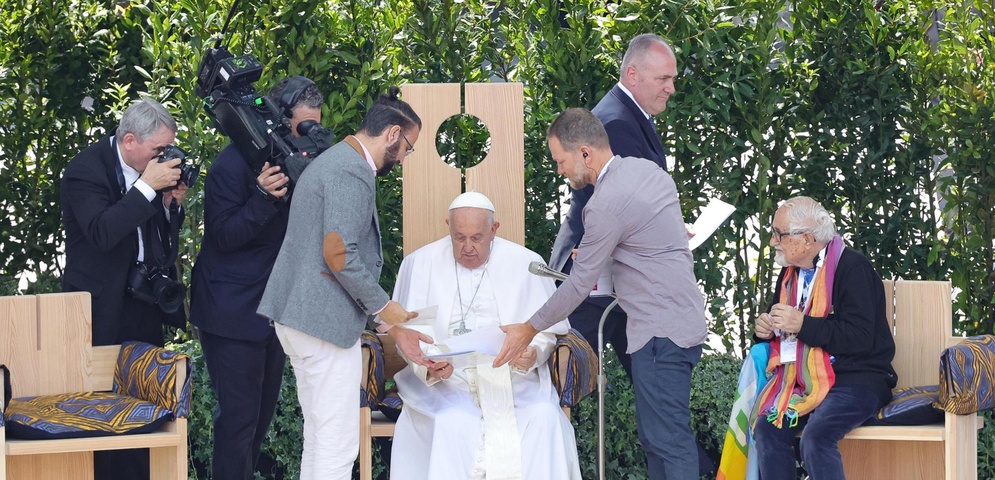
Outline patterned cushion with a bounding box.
[360,330,385,408]
[937,335,995,415]
[114,341,192,417]
[864,385,944,426]
[4,392,171,440]
[550,328,598,407]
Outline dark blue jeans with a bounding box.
[631,336,702,480]
[754,384,883,480]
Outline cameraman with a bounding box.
[61,97,189,480]
[188,76,323,480]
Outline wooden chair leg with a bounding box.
[149,445,185,480]
[360,406,373,480]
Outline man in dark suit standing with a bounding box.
[61,98,190,480]
[548,33,675,378]
[188,76,323,480]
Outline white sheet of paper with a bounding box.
[688,198,736,250]
[426,325,506,358]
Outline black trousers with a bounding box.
[199,328,286,480]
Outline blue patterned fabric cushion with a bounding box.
[114,341,192,417]
[937,335,995,415]
[4,392,171,440]
[550,329,598,407]
[864,385,944,426]
[360,331,385,408]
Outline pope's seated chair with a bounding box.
[358,329,596,480]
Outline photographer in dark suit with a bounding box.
[188,76,323,480]
[61,97,191,480]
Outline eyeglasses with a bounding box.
[771,227,805,242]
[400,131,414,156]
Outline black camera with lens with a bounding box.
[158,144,200,191]
[125,261,186,314]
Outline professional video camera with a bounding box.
[194,4,333,198]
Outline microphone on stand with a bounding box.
[528,261,569,283]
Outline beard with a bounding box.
[774,250,788,267]
[377,140,403,177]
[568,162,589,189]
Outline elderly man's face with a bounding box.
[448,207,499,270]
[770,208,816,268]
[121,126,175,173]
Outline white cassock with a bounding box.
[389,236,582,480]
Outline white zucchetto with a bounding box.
[448,192,495,212]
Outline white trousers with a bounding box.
[275,323,361,480]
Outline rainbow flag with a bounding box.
[717,343,769,480]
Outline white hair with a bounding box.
[779,196,837,243]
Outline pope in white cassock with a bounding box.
[384,192,582,480]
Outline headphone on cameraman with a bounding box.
[276,75,317,119]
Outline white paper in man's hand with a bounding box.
[688,198,736,250]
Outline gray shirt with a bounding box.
[529,156,707,352]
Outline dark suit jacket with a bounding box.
[189,145,290,342]
[61,134,184,346]
[549,84,668,304]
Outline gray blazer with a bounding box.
[257,138,390,348]
[528,156,707,353]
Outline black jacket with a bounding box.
[61,134,185,345]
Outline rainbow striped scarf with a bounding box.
[751,235,844,429]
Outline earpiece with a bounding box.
[582,152,588,158]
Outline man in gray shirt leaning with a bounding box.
[495,107,707,480]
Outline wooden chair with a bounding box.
[1,292,188,480]
[839,280,981,480]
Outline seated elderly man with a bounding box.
[752,196,898,479]
[384,192,581,480]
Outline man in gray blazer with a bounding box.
[496,108,707,480]
[257,87,421,480]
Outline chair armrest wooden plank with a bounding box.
[6,429,185,456]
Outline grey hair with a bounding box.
[619,33,673,78]
[118,98,177,142]
[780,196,837,243]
